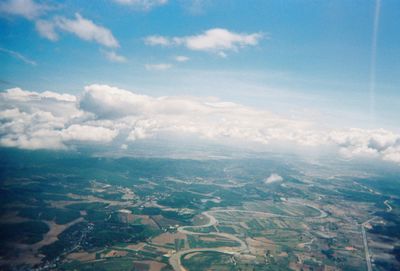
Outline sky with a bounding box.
[0,0,399,164]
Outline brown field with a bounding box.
[132,261,149,271]
[145,245,171,254]
[198,236,219,242]
[0,211,31,224]
[66,252,96,262]
[151,232,187,247]
[246,237,276,256]
[104,250,128,258]
[140,260,166,271]
[151,215,182,228]
[50,194,132,209]
[34,218,84,250]
[125,242,146,250]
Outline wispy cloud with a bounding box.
[113,0,168,10]
[144,28,263,56]
[53,13,119,48]
[1,1,119,49]
[180,0,212,15]
[145,63,172,71]
[101,50,127,63]
[174,55,189,62]
[0,0,51,20]
[0,47,37,66]
[35,19,58,41]
[369,0,381,125]
[144,35,171,46]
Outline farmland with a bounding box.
[0,149,399,270]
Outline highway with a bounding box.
[361,224,372,271]
[361,217,376,271]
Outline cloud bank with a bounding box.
[0,84,399,164]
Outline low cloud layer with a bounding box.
[0,84,399,164]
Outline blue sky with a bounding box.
[1,0,399,130]
[0,1,400,163]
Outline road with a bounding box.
[384,200,392,212]
[361,217,376,271]
[361,223,372,271]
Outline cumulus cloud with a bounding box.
[0,87,116,150]
[1,84,400,165]
[329,128,400,163]
[0,0,51,20]
[144,28,263,56]
[145,63,172,71]
[265,173,283,184]
[0,47,37,66]
[113,0,168,10]
[61,124,118,142]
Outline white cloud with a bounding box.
[180,28,263,52]
[329,128,400,162]
[1,2,119,49]
[144,28,263,56]
[265,173,283,184]
[174,55,189,62]
[0,47,37,66]
[54,13,119,48]
[144,35,172,46]
[113,0,168,10]
[145,63,172,71]
[0,108,67,150]
[127,126,149,141]
[0,0,50,20]
[1,84,400,165]
[180,0,212,15]
[61,124,118,142]
[35,19,58,41]
[1,87,76,103]
[101,50,127,63]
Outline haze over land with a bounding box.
[1,1,400,271]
